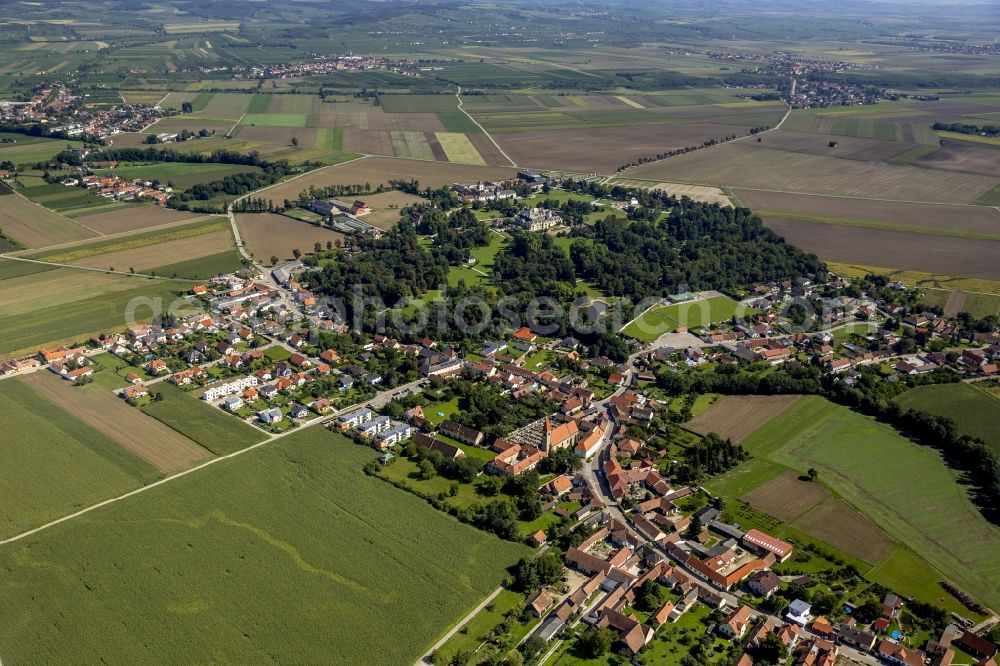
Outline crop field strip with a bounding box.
[140,382,266,456]
[0,380,159,539]
[20,372,212,474]
[625,142,999,204]
[683,394,803,444]
[27,218,231,265]
[763,218,1000,282]
[234,212,347,266]
[434,132,486,164]
[69,208,215,236]
[707,396,1000,611]
[0,273,190,356]
[495,122,760,173]
[0,428,528,665]
[0,188,100,248]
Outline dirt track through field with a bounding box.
[684,394,802,443]
[19,372,212,473]
[72,208,212,235]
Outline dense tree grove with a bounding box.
[569,204,825,299]
[932,122,999,137]
[305,224,450,310]
[412,205,491,265]
[675,432,749,482]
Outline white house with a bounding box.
[785,599,812,626]
[337,407,373,429]
[376,422,414,448]
[357,415,392,437]
[221,396,244,411]
[203,375,258,402]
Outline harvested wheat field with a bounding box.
[732,189,1000,236]
[742,472,830,522]
[793,498,895,564]
[765,219,1000,281]
[467,134,512,166]
[72,207,214,235]
[360,191,428,229]
[0,192,98,248]
[65,230,235,272]
[342,130,395,156]
[235,213,345,265]
[625,142,998,204]
[261,157,515,203]
[684,394,803,443]
[652,183,732,207]
[911,139,1000,177]
[751,130,915,162]
[495,124,749,173]
[19,372,211,474]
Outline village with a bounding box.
[1,253,997,666]
[0,83,168,138]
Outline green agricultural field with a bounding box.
[246,93,272,113]
[0,277,190,356]
[315,127,343,151]
[435,132,486,164]
[708,396,1000,612]
[141,382,266,456]
[976,184,1000,207]
[889,143,940,164]
[189,92,213,112]
[241,113,308,127]
[895,383,1000,454]
[0,133,84,165]
[390,131,434,161]
[149,250,246,280]
[15,181,116,214]
[0,380,158,539]
[622,295,742,342]
[437,111,483,133]
[0,428,527,665]
[102,162,263,189]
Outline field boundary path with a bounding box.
[0,254,199,282]
[8,187,106,237]
[415,585,504,665]
[3,214,221,256]
[729,186,1000,208]
[0,375,425,549]
[455,85,517,168]
[225,113,245,138]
